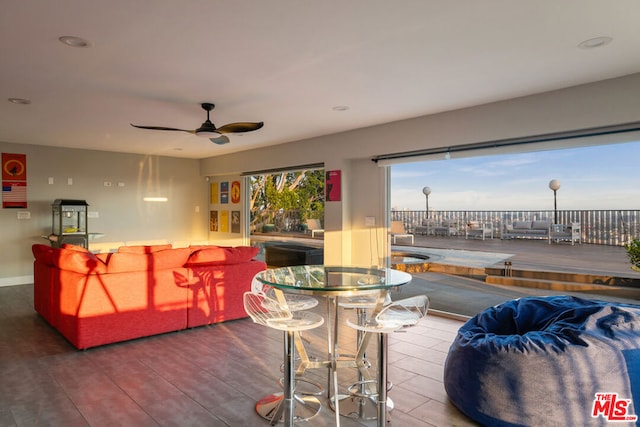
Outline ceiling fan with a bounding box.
[131,102,264,145]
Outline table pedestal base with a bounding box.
[256,392,321,424]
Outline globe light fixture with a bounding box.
[548,179,561,224]
[422,186,431,218]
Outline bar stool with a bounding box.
[252,275,319,311]
[243,291,325,425]
[334,290,392,420]
[251,274,321,378]
[345,295,430,423]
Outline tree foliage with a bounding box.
[626,238,640,271]
[250,169,324,227]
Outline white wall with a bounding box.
[0,142,209,286]
[3,73,639,285]
[200,73,640,266]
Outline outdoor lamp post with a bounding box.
[548,179,561,224]
[422,186,431,218]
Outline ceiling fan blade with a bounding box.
[130,124,196,134]
[216,122,264,134]
[210,135,231,145]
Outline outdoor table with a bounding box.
[255,265,412,427]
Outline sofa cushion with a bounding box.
[186,246,259,266]
[532,221,551,230]
[44,246,107,274]
[32,244,56,265]
[105,247,191,273]
[525,229,547,235]
[62,243,91,253]
[188,244,219,251]
[513,221,532,230]
[32,244,106,274]
[117,244,173,254]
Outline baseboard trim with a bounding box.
[0,275,33,287]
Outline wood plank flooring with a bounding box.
[0,284,478,426]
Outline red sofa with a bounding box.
[32,243,266,349]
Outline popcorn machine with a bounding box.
[48,199,89,248]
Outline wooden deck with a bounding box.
[253,231,640,281]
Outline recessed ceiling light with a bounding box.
[8,98,31,105]
[59,36,92,48]
[578,36,613,49]
[332,105,349,111]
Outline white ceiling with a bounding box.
[2,1,639,159]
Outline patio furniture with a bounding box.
[501,220,550,240]
[390,221,414,244]
[305,219,324,238]
[433,219,459,237]
[465,221,493,240]
[549,222,581,245]
[413,219,435,235]
[444,295,640,427]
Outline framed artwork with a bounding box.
[220,181,229,204]
[231,180,241,204]
[219,210,229,232]
[326,170,341,202]
[231,210,240,233]
[2,181,27,208]
[2,153,26,181]
[210,210,218,231]
[210,182,219,204]
[2,153,27,209]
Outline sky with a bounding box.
[390,140,640,212]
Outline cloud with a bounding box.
[390,141,640,210]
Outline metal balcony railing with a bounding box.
[251,208,640,246]
[391,210,640,246]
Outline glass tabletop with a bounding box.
[256,265,412,295]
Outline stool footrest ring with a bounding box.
[278,377,324,397]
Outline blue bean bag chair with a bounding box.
[444,296,640,427]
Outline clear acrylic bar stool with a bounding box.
[345,294,430,424]
[252,274,319,312]
[243,291,325,425]
[334,289,392,420]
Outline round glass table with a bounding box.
[255,265,412,427]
